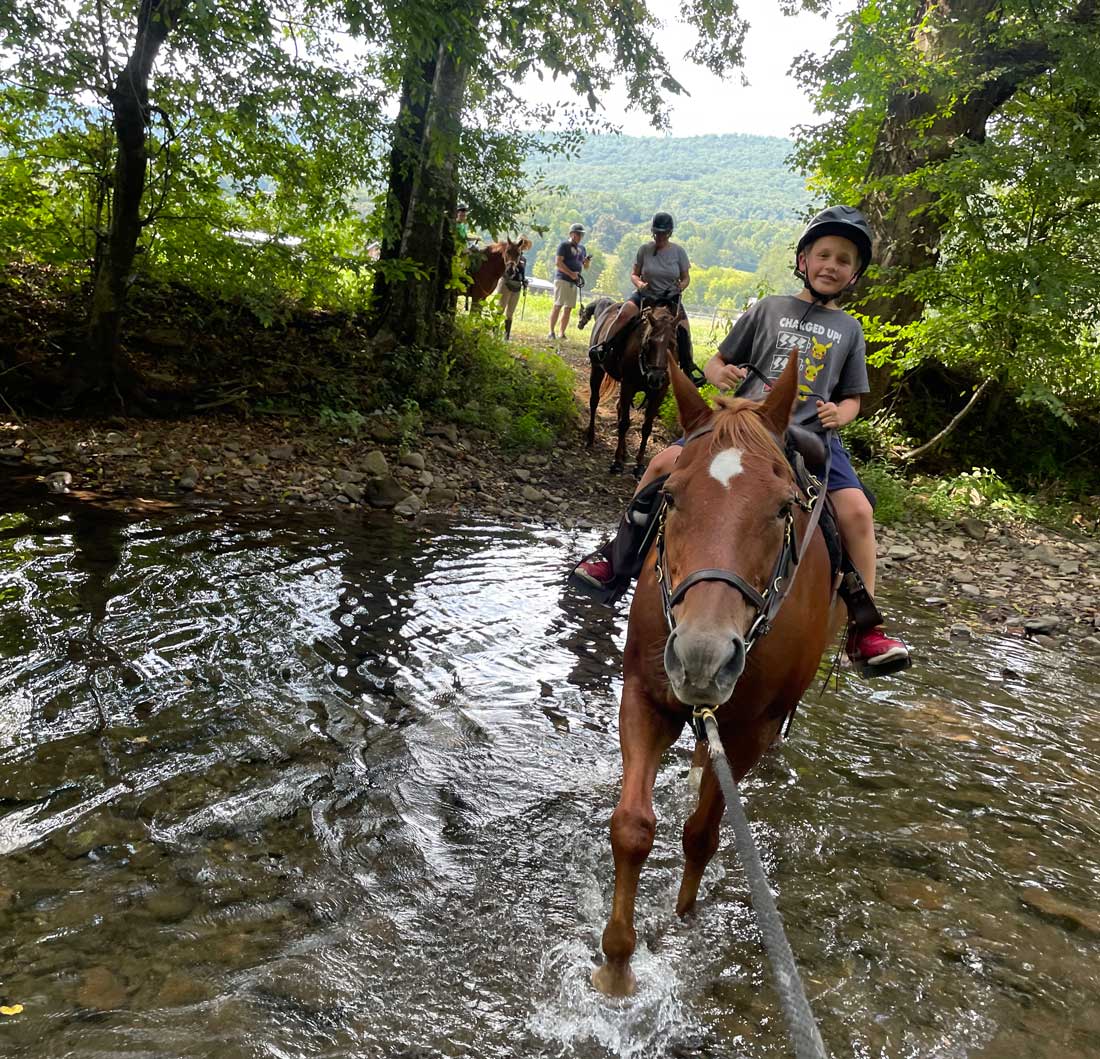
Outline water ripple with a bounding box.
[0,498,1098,1058]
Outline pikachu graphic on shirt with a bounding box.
[799,336,833,400]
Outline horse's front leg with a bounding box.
[676,713,784,915]
[586,362,604,448]
[593,681,682,997]
[610,387,632,475]
[632,387,665,480]
[676,746,724,916]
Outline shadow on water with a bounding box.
[1,493,1100,1058]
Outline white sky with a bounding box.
[520,0,851,138]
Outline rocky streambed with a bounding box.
[875,519,1100,654]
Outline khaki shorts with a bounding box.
[553,278,579,308]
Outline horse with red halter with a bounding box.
[464,239,529,305]
[581,298,679,478]
[591,352,844,998]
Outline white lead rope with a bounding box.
[700,710,829,1059]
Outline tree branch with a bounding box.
[900,377,994,461]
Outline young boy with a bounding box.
[573,205,910,675]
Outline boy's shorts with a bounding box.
[818,433,863,493]
[671,431,866,495]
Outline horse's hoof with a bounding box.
[591,962,637,998]
[632,465,644,481]
[609,462,624,475]
[675,897,699,919]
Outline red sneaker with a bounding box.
[848,627,910,673]
[573,554,614,588]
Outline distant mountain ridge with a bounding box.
[543,132,807,224]
[524,133,807,281]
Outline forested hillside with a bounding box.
[519,133,806,304]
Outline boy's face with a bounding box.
[799,234,860,295]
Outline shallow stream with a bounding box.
[1,497,1099,1057]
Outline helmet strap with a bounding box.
[795,259,831,303]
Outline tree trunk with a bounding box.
[854,0,1067,407]
[369,40,470,354]
[82,0,189,405]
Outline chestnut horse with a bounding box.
[464,238,530,305]
[582,300,678,478]
[592,352,842,997]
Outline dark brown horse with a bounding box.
[591,353,843,997]
[464,238,530,305]
[583,300,678,478]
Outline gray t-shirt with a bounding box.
[717,295,869,431]
[634,241,690,297]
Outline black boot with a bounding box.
[677,326,705,387]
[504,318,512,340]
[568,475,670,604]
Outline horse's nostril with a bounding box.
[722,635,747,683]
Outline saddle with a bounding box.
[588,313,641,372]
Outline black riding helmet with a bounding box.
[651,212,675,234]
[794,206,873,292]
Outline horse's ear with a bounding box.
[520,237,532,251]
[758,346,799,436]
[669,361,711,437]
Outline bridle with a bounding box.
[503,259,523,290]
[653,420,829,653]
[638,306,674,388]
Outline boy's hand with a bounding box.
[708,363,747,390]
[815,400,841,429]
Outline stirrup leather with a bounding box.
[836,564,882,631]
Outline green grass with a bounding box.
[430,311,577,450]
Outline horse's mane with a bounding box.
[706,395,786,463]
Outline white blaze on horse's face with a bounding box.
[709,447,745,489]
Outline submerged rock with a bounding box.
[78,965,128,1010]
[1020,885,1100,937]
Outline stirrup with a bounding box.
[850,639,912,679]
[859,655,912,678]
[567,560,630,606]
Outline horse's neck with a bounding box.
[477,253,505,295]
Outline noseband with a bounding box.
[653,421,829,652]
